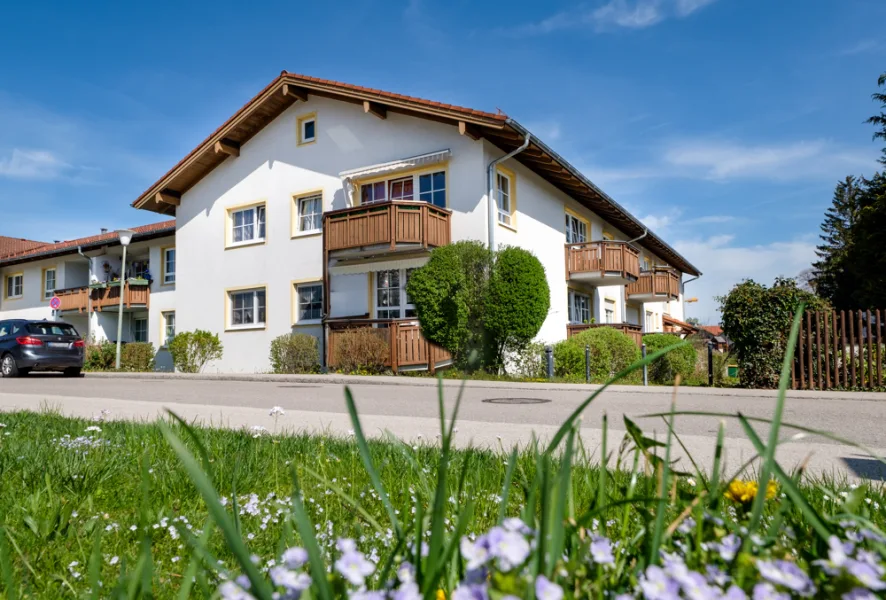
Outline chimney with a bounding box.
[100,228,108,234]
[54,240,61,243]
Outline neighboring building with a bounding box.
[696,325,732,352]
[2,71,701,373]
[0,223,177,369]
[0,236,46,258]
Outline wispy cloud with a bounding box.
[509,0,719,36]
[838,39,880,56]
[586,138,879,185]
[0,149,73,180]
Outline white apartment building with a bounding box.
[1,72,700,373]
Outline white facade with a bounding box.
[1,82,695,373]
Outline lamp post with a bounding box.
[115,229,135,370]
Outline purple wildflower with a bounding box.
[717,534,741,561]
[393,582,421,600]
[752,583,790,600]
[847,560,886,590]
[723,585,748,600]
[281,547,308,569]
[502,517,533,535]
[397,562,415,584]
[350,592,386,600]
[843,589,877,600]
[535,576,563,600]
[335,551,375,586]
[486,527,530,571]
[336,538,358,553]
[756,560,815,597]
[639,565,680,600]
[451,583,488,600]
[269,567,311,596]
[706,565,730,587]
[590,536,615,565]
[460,536,490,571]
[219,581,256,600]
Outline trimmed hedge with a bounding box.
[642,333,696,384]
[121,342,155,372]
[553,327,641,382]
[333,328,389,374]
[168,330,223,373]
[269,333,320,374]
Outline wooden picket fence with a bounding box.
[792,309,885,390]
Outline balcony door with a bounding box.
[375,268,417,319]
[360,170,446,208]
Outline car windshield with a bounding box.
[27,323,79,337]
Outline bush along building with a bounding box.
[1,72,700,373]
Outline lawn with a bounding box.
[1,387,884,599]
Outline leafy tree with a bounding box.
[408,242,549,373]
[719,277,828,388]
[407,241,492,368]
[812,176,863,308]
[168,330,223,373]
[866,72,886,165]
[685,317,701,327]
[484,246,550,373]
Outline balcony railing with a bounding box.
[326,318,452,373]
[324,201,451,254]
[566,322,643,346]
[626,267,681,301]
[565,241,640,285]
[55,280,151,313]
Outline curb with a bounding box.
[82,372,886,401]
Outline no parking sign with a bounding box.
[49,296,61,310]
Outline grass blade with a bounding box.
[649,393,677,564]
[289,466,333,600]
[547,426,576,576]
[0,528,18,600]
[302,466,384,533]
[498,447,519,524]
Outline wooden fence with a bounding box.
[326,318,452,374]
[792,309,884,390]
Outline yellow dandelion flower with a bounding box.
[436,590,446,600]
[724,479,778,505]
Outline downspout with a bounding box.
[77,246,92,343]
[487,131,531,250]
[626,228,648,246]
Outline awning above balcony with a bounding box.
[330,256,429,276]
[339,149,451,181]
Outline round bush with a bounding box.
[121,342,156,372]
[567,327,641,381]
[270,333,320,374]
[642,333,697,384]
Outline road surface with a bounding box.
[1,373,884,481]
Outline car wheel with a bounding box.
[63,368,82,378]
[0,354,19,378]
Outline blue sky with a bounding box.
[0,0,883,320]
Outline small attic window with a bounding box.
[298,113,316,146]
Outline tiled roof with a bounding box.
[701,325,723,336]
[0,236,47,258]
[0,220,175,263]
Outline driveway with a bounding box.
[1,373,884,481]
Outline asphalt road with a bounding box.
[1,374,885,481]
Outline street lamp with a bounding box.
[115,229,135,370]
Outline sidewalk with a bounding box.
[84,371,886,401]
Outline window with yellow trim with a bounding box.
[359,171,447,208]
[43,268,57,299]
[229,288,266,329]
[602,230,615,241]
[565,213,587,243]
[297,113,316,145]
[604,299,616,324]
[229,204,266,245]
[4,273,23,299]
[496,169,515,227]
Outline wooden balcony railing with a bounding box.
[565,241,640,282]
[326,318,452,373]
[566,322,643,346]
[55,280,151,313]
[626,267,681,301]
[324,201,451,253]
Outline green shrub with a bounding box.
[642,333,696,384]
[168,329,223,373]
[333,328,389,374]
[719,277,828,388]
[83,342,116,371]
[552,340,589,379]
[120,342,155,372]
[484,246,550,373]
[554,328,641,382]
[269,333,320,374]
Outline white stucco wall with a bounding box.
[0,257,73,321]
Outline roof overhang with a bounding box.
[130,71,700,276]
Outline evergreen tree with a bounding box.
[865,73,886,165]
[852,172,886,307]
[813,176,863,308]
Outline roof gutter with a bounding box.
[487,131,531,250]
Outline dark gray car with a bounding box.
[0,319,85,377]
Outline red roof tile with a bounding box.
[701,325,723,336]
[0,236,47,259]
[0,220,175,263]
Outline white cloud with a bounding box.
[0,149,72,180]
[838,39,880,56]
[587,138,879,184]
[511,0,718,35]
[675,234,818,323]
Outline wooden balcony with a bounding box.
[566,322,643,346]
[324,201,451,256]
[565,241,640,286]
[326,318,452,373]
[56,280,151,313]
[627,267,681,302]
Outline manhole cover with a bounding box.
[482,397,551,405]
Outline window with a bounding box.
[389,176,414,201]
[645,311,655,332]
[133,318,148,343]
[604,299,616,324]
[4,273,23,299]
[229,288,266,328]
[296,194,323,233]
[641,255,651,272]
[162,311,176,346]
[43,268,57,299]
[602,230,615,241]
[375,269,416,319]
[568,290,591,324]
[359,170,446,207]
[496,169,514,227]
[163,248,176,284]
[565,213,587,244]
[418,171,446,207]
[297,113,317,145]
[230,205,266,245]
[296,283,323,322]
[28,323,78,336]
